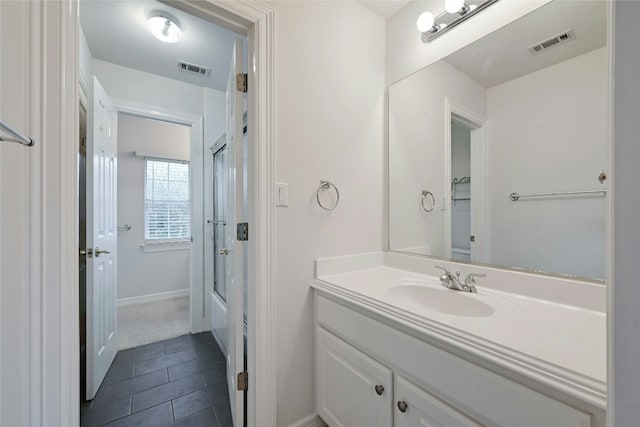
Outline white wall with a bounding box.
[117,114,192,300]
[486,47,607,279]
[386,0,551,85]
[79,25,93,89]
[389,60,486,255]
[93,60,205,115]
[268,1,385,425]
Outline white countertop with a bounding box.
[312,254,606,409]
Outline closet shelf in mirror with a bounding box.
[452,176,471,202]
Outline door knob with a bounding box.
[219,248,230,255]
[95,247,111,256]
[374,385,384,395]
[397,401,408,413]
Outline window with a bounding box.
[144,158,190,241]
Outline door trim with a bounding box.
[112,98,206,334]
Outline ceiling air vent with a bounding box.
[177,61,211,77]
[528,30,576,55]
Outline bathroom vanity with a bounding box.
[311,252,606,427]
[311,0,609,425]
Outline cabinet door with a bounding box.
[394,375,483,427]
[317,328,393,427]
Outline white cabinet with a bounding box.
[394,375,481,427]
[316,328,393,427]
[315,295,595,427]
[317,327,482,427]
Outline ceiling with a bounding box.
[80,0,242,91]
[444,0,607,89]
[358,0,410,19]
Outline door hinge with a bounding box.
[237,371,248,391]
[236,73,248,93]
[237,222,249,241]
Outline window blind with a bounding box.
[144,158,190,240]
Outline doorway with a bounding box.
[12,0,276,425]
[444,99,487,264]
[78,1,250,425]
[116,113,193,349]
[450,118,472,262]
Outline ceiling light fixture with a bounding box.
[417,0,498,43]
[148,11,182,43]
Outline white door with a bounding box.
[86,76,118,399]
[224,38,246,426]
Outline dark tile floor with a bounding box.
[81,333,232,427]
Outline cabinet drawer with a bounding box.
[317,295,592,427]
[394,375,483,427]
[317,327,393,427]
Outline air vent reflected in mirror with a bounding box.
[177,60,211,77]
[528,30,576,55]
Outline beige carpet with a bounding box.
[117,296,190,350]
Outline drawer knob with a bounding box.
[397,400,408,413]
[374,385,384,395]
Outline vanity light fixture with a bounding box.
[417,0,499,43]
[148,11,182,43]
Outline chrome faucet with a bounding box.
[434,266,484,293]
[462,273,485,293]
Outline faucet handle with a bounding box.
[464,273,486,284]
[434,266,453,288]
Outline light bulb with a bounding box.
[445,0,465,14]
[148,12,182,43]
[416,12,435,33]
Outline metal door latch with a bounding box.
[79,248,93,258]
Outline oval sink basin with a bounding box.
[386,283,495,317]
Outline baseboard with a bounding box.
[117,289,189,307]
[289,414,326,427]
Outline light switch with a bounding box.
[276,183,289,207]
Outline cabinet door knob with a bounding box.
[397,400,408,413]
[374,385,384,395]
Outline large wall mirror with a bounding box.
[389,0,608,281]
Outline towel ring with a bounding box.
[316,180,340,211]
[421,190,435,213]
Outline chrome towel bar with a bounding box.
[0,119,34,146]
[509,189,607,201]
